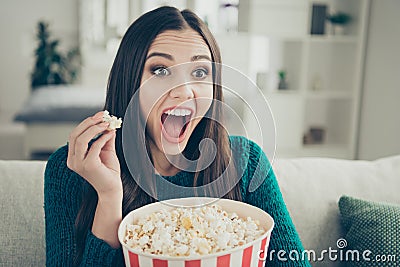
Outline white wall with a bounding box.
[0,0,79,122]
[357,0,400,160]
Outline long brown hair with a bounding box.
[74,6,242,265]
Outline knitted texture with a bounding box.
[44,135,310,266]
[339,195,400,267]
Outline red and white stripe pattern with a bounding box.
[123,235,270,267]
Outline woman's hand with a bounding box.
[67,111,122,199]
[67,111,123,247]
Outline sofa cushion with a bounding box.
[338,195,400,267]
[0,160,46,266]
[273,155,400,260]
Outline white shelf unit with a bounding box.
[226,0,371,159]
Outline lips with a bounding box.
[160,107,193,143]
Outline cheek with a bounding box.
[194,84,213,116]
[139,89,152,121]
[139,80,168,123]
[139,92,161,129]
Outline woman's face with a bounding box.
[140,29,213,156]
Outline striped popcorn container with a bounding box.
[118,198,274,267]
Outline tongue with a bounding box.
[163,115,184,138]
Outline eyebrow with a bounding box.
[146,52,212,62]
[191,55,212,61]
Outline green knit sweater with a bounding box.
[44,136,311,266]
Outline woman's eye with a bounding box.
[152,66,170,77]
[192,68,208,79]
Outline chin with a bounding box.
[159,135,189,155]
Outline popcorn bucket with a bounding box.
[118,197,274,267]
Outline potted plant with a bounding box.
[31,21,80,90]
[278,70,288,90]
[326,12,352,35]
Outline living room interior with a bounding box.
[0,0,399,266]
[0,0,399,161]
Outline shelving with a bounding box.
[300,0,368,159]
[229,0,370,159]
[307,35,358,43]
[306,41,357,93]
[305,91,353,100]
[300,143,351,158]
[304,98,353,144]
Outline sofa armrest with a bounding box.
[0,160,47,266]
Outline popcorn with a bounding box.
[181,217,192,230]
[102,110,122,130]
[123,204,265,257]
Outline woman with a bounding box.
[44,6,310,266]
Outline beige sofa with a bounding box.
[1,155,399,266]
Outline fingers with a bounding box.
[68,111,104,157]
[102,129,117,153]
[74,122,110,160]
[86,130,116,162]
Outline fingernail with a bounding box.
[100,122,109,127]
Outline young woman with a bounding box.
[44,6,310,266]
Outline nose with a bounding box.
[169,83,194,99]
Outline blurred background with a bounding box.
[0,0,399,161]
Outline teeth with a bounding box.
[164,109,191,116]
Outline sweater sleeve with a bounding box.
[231,136,311,267]
[44,145,124,266]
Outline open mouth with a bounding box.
[160,107,193,143]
